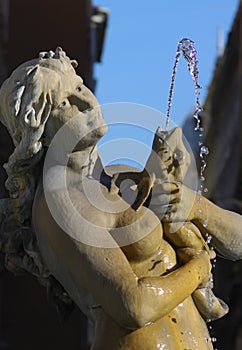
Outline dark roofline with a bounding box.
[91,6,109,63]
[203,0,241,111]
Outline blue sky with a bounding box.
[94,0,239,126]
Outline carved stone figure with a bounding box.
[0,48,242,349]
[113,127,228,322]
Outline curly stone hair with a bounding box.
[0,47,78,320]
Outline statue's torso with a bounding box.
[92,298,213,350]
[33,172,213,350]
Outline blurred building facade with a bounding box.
[185,1,242,348]
[1,0,241,349]
[0,1,107,349]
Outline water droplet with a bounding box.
[200,176,205,182]
[205,233,212,244]
[174,151,184,161]
[203,219,208,228]
[203,187,208,193]
[200,145,209,157]
[211,337,217,343]
[200,159,207,172]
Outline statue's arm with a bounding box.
[191,194,242,261]
[46,234,210,329]
[33,190,210,329]
[152,182,242,261]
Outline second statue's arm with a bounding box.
[151,181,242,261]
[191,192,242,261]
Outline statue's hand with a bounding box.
[164,222,217,260]
[177,248,212,288]
[149,181,189,219]
[149,181,199,223]
[148,181,179,217]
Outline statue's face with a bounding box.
[44,69,107,150]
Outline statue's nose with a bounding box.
[69,85,99,112]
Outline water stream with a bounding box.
[166,38,217,347]
[166,38,203,130]
[166,37,209,198]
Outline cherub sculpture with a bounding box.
[0,48,242,349]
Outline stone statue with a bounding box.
[0,48,242,349]
[113,127,228,322]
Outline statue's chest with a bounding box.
[121,227,177,278]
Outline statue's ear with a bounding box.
[26,65,39,80]
[23,96,52,130]
[160,127,190,165]
[152,127,191,181]
[153,127,181,151]
[163,127,183,150]
[152,127,169,153]
[166,127,191,179]
[15,66,53,154]
[22,66,52,129]
[13,66,40,120]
